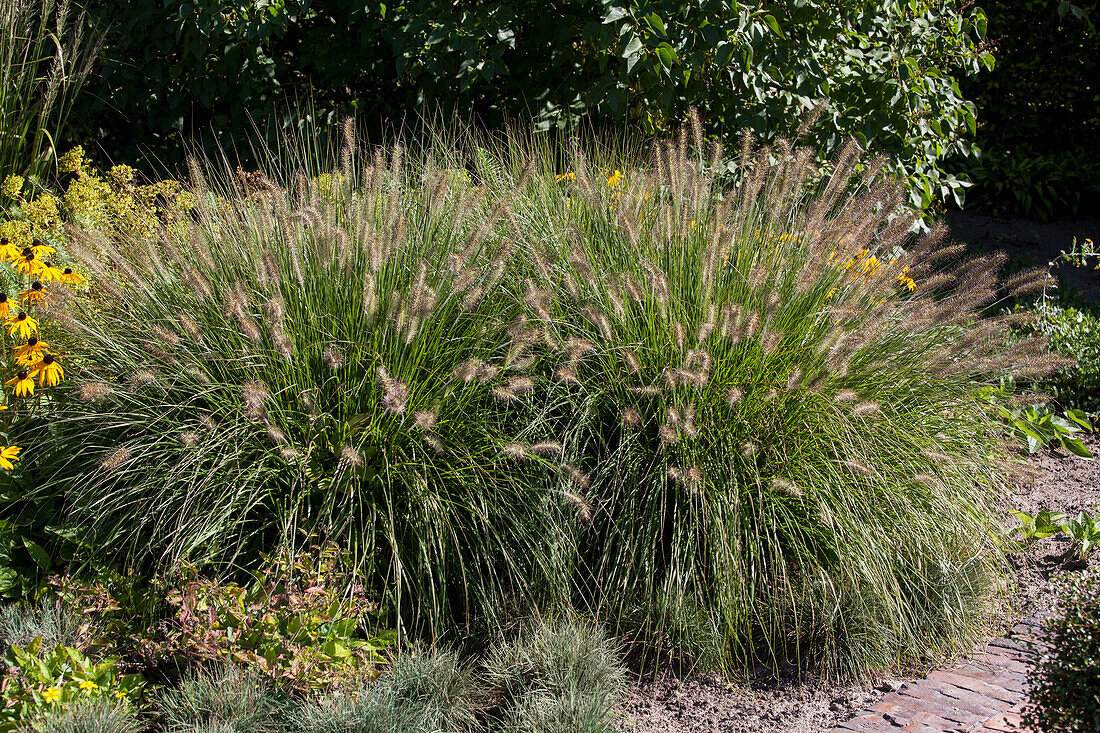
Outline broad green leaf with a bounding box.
[22,538,50,570]
[763,14,785,39]
[1062,436,1093,458]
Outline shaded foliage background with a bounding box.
[952,0,1099,219]
[74,0,989,209]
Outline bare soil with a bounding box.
[614,211,1100,732]
[944,209,1100,304]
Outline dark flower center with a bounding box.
[63,268,73,275]
[27,336,37,346]
[15,313,26,321]
[0,294,6,303]
[31,281,42,291]
[42,354,54,365]
[17,370,27,380]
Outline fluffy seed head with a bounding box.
[531,441,563,455]
[151,324,180,346]
[265,424,288,444]
[340,445,363,468]
[561,463,589,488]
[101,446,132,472]
[323,345,345,369]
[561,490,592,521]
[503,443,528,459]
[413,410,437,431]
[377,365,409,413]
[843,459,874,476]
[79,381,115,403]
[852,401,880,415]
[241,381,269,421]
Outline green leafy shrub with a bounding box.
[78,0,988,209]
[484,617,626,733]
[157,544,395,692]
[961,150,1100,220]
[1032,303,1100,413]
[154,665,290,733]
[23,697,142,733]
[995,401,1093,456]
[1023,567,1100,732]
[36,121,1054,677]
[1012,509,1100,560]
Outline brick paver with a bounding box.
[828,613,1047,732]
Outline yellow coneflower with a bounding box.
[556,171,576,182]
[0,293,11,319]
[12,249,44,277]
[6,312,37,339]
[5,370,34,397]
[18,281,47,305]
[0,446,19,470]
[14,336,49,365]
[38,261,64,283]
[31,353,64,387]
[607,169,623,188]
[29,238,55,256]
[58,266,84,286]
[0,237,18,262]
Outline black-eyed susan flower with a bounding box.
[5,370,34,397]
[0,445,20,470]
[58,266,84,286]
[556,171,576,182]
[13,249,44,277]
[31,353,64,387]
[607,169,623,188]
[0,293,11,319]
[29,238,55,256]
[0,237,18,262]
[14,336,49,365]
[38,261,63,283]
[18,281,47,305]
[6,312,37,339]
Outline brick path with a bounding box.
[828,613,1049,732]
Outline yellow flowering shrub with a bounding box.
[0,148,194,472]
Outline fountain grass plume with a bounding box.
[39,116,1054,678]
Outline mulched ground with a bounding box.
[613,211,1100,733]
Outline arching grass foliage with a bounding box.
[30,120,1055,677]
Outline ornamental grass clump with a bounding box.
[43,118,1057,677]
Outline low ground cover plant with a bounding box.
[3,611,625,733]
[1012,509,1100,561]
[1023,566,1100,732]
[24,118,1058,679]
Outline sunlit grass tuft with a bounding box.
[39,117,1053,677]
